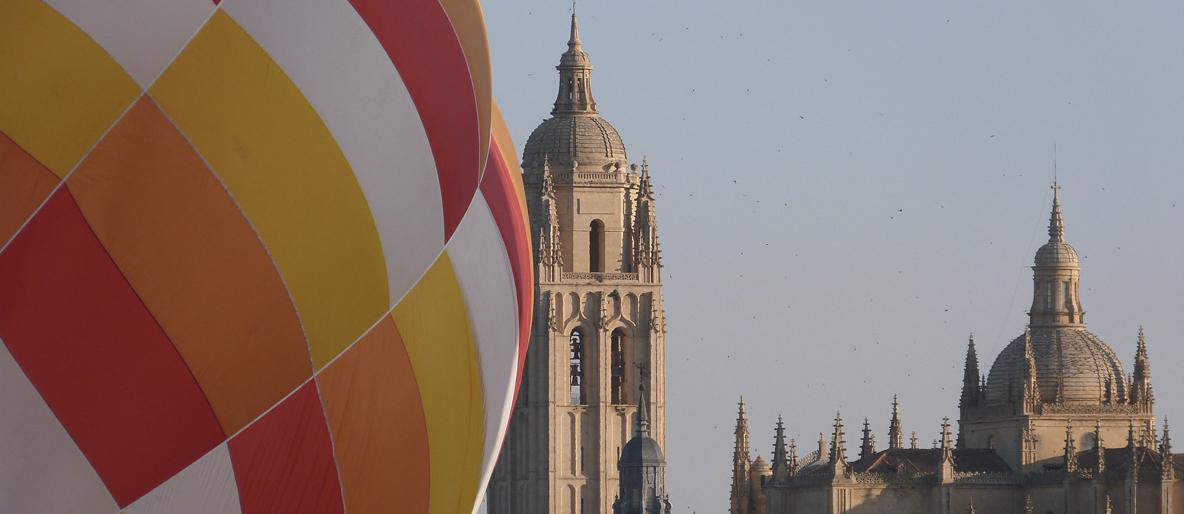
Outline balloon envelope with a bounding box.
[0,0,531,512]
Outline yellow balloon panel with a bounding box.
[392,252,485,514]
[0,0,140,178]
[149,10,389,370]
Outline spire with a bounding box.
[1063,419,1078,473]
[940,417,953,462]
[635,388,650,437]
[1026,495,1034,514]
[730,398,751,514]
[1130,326,1153,413]
[1162,418,1174,480]
[911,431,918,449]
[960,335,981,419]
[552,10,596,115]
[830,412,847,466]
[733,397,750,462]
[817,433,826,462]
[567,7,581,47]
[1095,419,1106,476]
[632,156,661,280]
[860,419,875,459]
[1049,181,1065,243]
[966,497,976,514]
[771,416,790,481]
[1163,418,1173,455]
[888,395,903,449]
[939,417,955,483]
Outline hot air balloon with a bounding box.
[0,0,531,512]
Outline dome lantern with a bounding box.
[1029,184,1085,328]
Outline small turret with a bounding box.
[1129,327,1153,413]
[939,418,955,482]
[730,398,751,514]
[1063,419,1078,473]
[830,412,848,475]
[788,439,798,475]
[1126,420,1139,480]
[616,387,669,514]
[860,419,875,460]
[1161,418,1173,481]
[1094,419,1106,477]
[888,395,903,449]
[771,416,790,482]
[817,433,826,463]
[1021,325,1041,414]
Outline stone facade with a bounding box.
[487,13,667,514]
[735,187,1182,513]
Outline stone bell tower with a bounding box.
[487,11,667,514]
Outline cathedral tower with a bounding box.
[488,13,667,514]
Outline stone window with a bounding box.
[1045,282,1054,309]
[1062,281,1070,309]
[570,329,585,405]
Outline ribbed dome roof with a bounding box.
[985,328,1127,405]
[521,115,627,171]
[1035,241,1079,265]
[751,455,771,473]
[620,433,665,466]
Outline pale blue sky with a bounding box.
[482,1,1183,511]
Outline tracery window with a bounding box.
[570,329,585,405]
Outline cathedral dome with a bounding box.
[984,328,1127,405]
[521,115,627,171]
[1034,241,1078,265]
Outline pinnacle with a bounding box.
[1048,190,1065,243]
[567,6,582,48]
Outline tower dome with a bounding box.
[520,13,628,173]
[984,187,1127,406]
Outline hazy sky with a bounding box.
[481,1,1183,512]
